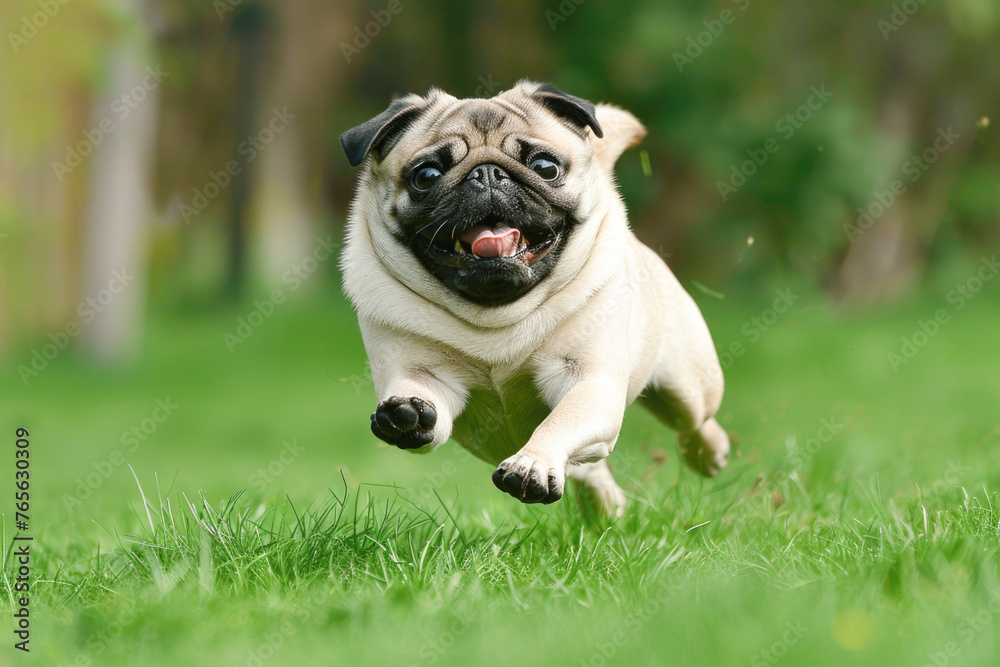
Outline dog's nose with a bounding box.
[465,163,509,186]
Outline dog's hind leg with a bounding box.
[568,460,626,520]
[678,416,730,477]
[630,242,730,477]
[640,373,729,477]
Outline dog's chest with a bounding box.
[451,371,551,465]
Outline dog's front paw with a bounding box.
[492,453,564,504]
[370,396,437,450]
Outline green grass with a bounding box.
[2,282,1000,666]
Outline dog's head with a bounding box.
[341,80,645,308]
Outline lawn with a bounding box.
[2,278,999,666]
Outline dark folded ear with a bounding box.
[340,97,424,167]
[531,82,604,138]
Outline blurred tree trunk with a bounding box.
[834,92,918,306]
[0,233,7,356]
[250,0,357,286]
[78,0,158,363]
[834,78,975,307]
[225,2,269,300]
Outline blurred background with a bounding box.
[1,0,997,363]
[0,0,998,511]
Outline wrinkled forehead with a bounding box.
[430,97,534,137]
[392,94,585,169]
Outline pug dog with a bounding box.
[340,80,728,518]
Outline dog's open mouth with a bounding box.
[405,210,568,305]
[418,217,558,269]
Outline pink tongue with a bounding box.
[463,225,521,258]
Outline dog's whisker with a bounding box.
[413,220,438,236]
[424,220,451,255]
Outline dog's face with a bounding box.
[341,81,608,307]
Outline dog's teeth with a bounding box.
[454,239,463,253]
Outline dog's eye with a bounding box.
[410,166,442,191]
[529,157,560,180]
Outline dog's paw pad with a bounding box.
[492,455,564,504]
[371,396,437,450]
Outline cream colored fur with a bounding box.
[341,81,728,518]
